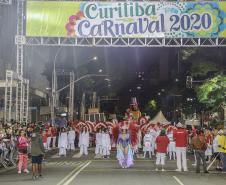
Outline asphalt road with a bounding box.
[0,150,225,185]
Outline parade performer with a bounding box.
[58,128,68,157]
[167,127,176,160]
[205,129,213,163]
[127,97,141,121]
[102,128,111,158]
[95,128,103,157]
[149,125,157,156]
[67,127,76,151]
[143,130,152,158]
[79,127,90,156]
[112,121,138,168]
[46,128,52,151]
[155,130,170,171]
[51,125,57,148]
[173,122,188,172]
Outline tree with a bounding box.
[180,48,225,77]
[197,75,226,110]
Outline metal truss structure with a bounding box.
[15,0,29,123]
[3,0,29,123]
[4,70,29,123]
[25,37,226,47]
[4,71,14,123]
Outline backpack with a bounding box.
[194,136,207,151]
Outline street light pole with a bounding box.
[51,73,108,124]
[51,53,98,124]
[56,74,109,94]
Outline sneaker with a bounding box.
[184,169,189,172]
[24,169,29,173]
[18,170,21,174]
[162,169,165,171]
[155,168,158,171]
[175,169,182,172]
[204,171,209,173]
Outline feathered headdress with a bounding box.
[112,121,138,147]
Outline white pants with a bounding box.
[143,148,152,158]
[52,136,56,148]
[150,142,155,155]
[47,137,52,150]
[80,145,88,155]
[176,147,187,171]
[102,147,110,156]
[68,143,75,150]
[95,145,102,155]
[59,147,66,156]
[156,153,166,165]
[168,142,176,160]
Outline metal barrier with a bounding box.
[0,140,17,169]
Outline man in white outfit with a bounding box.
[173,122,188,172]
[102,129,111,158]
[67,127,76,151]
[95,129,103,157]
[79,128,89,156]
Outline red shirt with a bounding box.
[42,134,47,143]
[156,136,170,153]
[205,134,212,144]
[173,128,188,147]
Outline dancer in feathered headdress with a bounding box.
[112,121,138,168]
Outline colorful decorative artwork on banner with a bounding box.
[26,1,226,38]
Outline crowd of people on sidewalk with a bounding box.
[0,119,226,180]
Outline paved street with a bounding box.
[0,150,225,185]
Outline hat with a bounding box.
[176,122,183,128]
[130,97,138,105]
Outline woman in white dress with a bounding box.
[95,128,102,156]
[79,127,90,156]
[67,127,76,151]
[58,128,68,157]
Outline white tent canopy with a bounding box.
[150,111,170,125]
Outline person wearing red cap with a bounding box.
[173,122,189,172]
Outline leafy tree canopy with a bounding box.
[197,75,226,110]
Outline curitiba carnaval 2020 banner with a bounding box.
[26,1,226,38]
